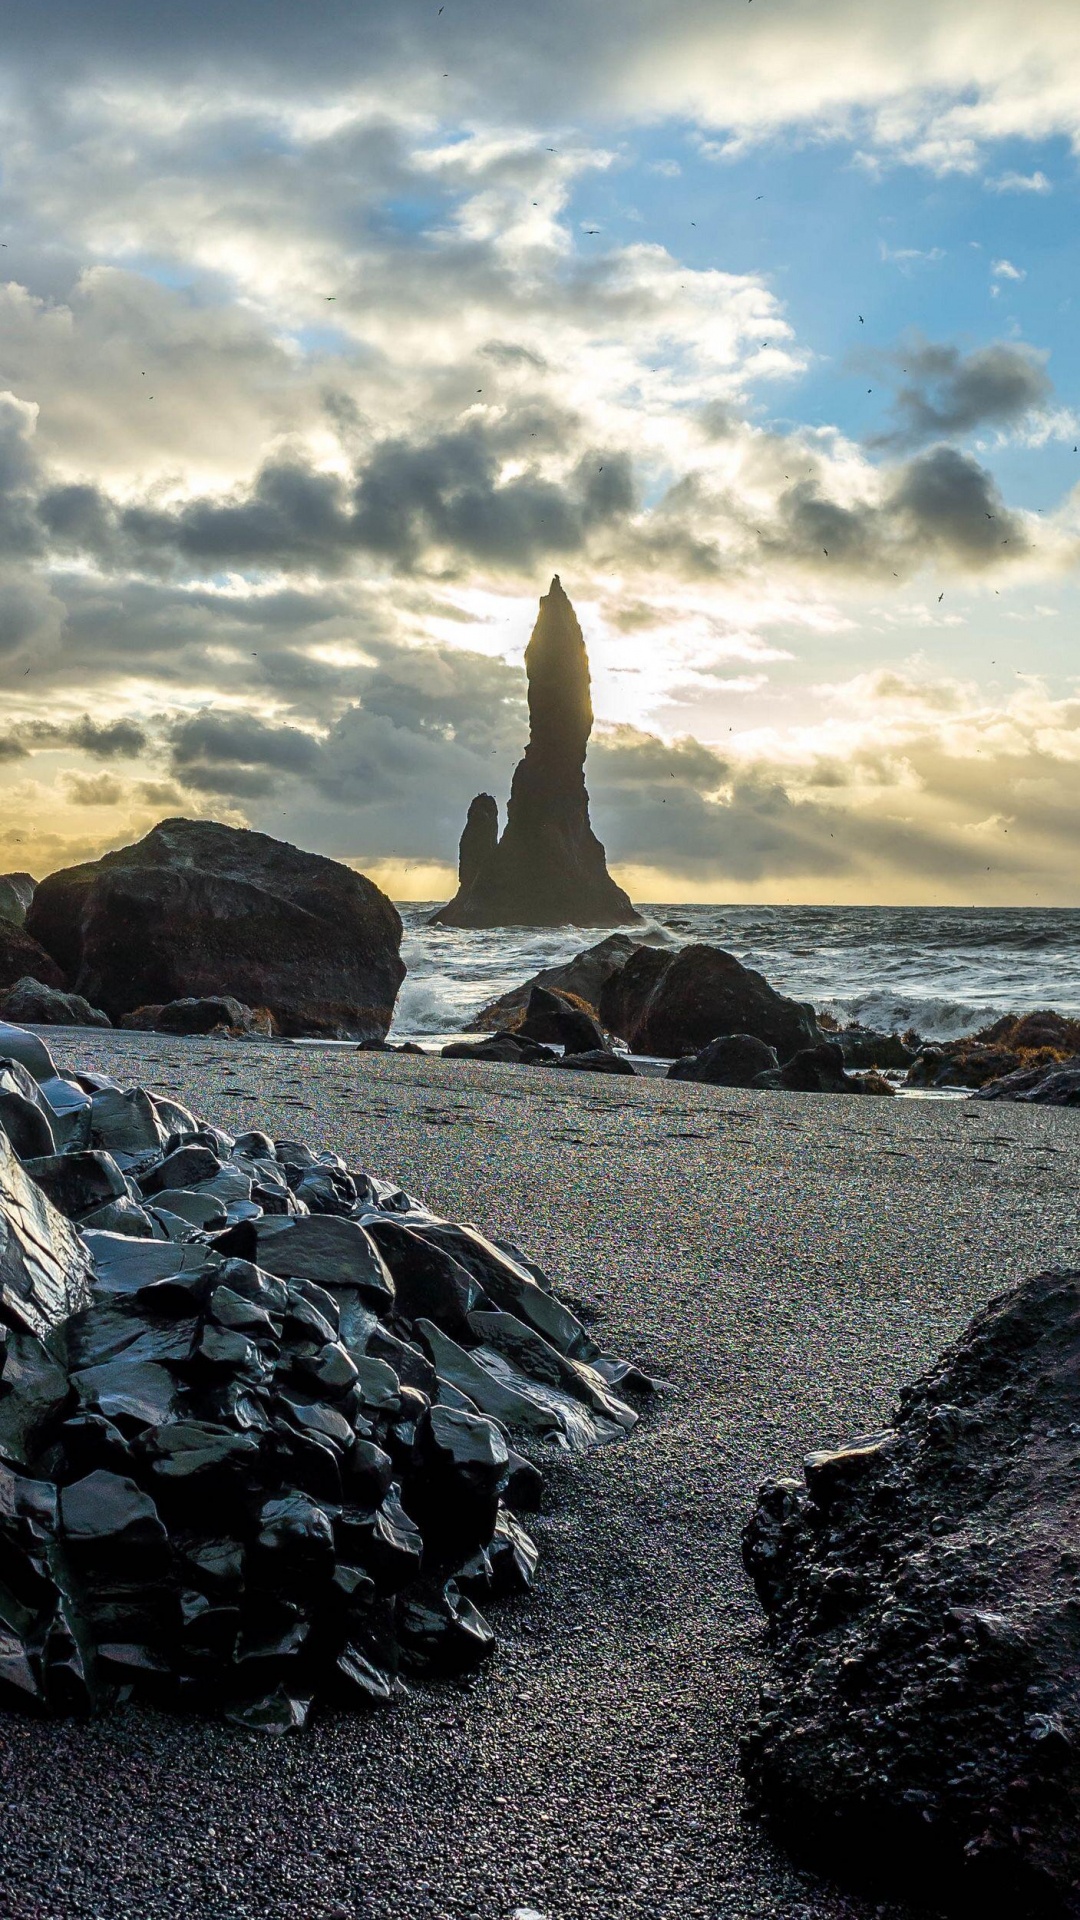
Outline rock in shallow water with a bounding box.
[742,1269,1080,1914]
[0,1021,652,1730]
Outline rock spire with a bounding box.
[432,578,640,928]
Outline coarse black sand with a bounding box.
[3,1032,1079,1920]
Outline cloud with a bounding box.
[990,257,1026,295]
[986,169,1052,192]
[868,337,1051,448]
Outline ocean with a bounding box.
[388,903,1080,1050]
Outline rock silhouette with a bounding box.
[432,578,640,928]
[27,818,404,1040]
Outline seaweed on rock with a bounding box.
[0,1024,651,1731]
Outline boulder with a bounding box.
[517,985,609,1055]
[441,1034,557,1065]
[743,1269,1080,1912]
[601,943,820,1061]
[465,933,652,1031]
[26,817,404,1039]
[120,996,273,1036]
[0,978,111,1027]
[752,1040,894,1096]
[552,1050,636,1075]
[0,873,35,928]
[432,580,640,929]
[974,1056,1080,1105]
[668,1033,779,1086]
[834,1025,916,1070]
[0,923,66,994]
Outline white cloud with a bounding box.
[985,168,1052,192]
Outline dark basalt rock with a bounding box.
[517,985,609,1055]
[431,579,640,929]
[668,1033,779,1086]
[465,933,651,1032]
[0,1018,651,1731]
[441,1033,557,1065]
[742,1269,1080,1913]
[120,996,271,1036]
[908,1010,1080,1092]
[26,817,404,1040]
[601,943,820,1060]
[0,978,111,1027]
[22,1152,129,1221]
[974,1056,1080,1105]
[0,1126,93,1339]
[0,924,66,995]
[833,1024,916,1070]
[0,872,36,928]
[751,1040,895,1096]
[553,1050,636,1075]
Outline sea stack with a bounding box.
[432,578,640,928]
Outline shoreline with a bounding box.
[1,1030,1078,1918]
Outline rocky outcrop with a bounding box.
[0,873,35,927]
[601,943,820,1060]
[432,579,640,929]
[0,979,111,1027]
[974,1056,1080,1105]
[27,818,404,1040]
[908,1010,1080,1091]
[465,933,650,1032]
[0,1023,650,1728]
[0,922,66,994]
[743,1269,1080,1911]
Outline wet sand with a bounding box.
[3,1031,1079,1920]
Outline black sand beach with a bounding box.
[3,1032,1079,1920]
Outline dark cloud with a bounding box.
[764,443,1028,576]
[869,339,1053,450]
[169,711,323,796]
[63,717,149,757]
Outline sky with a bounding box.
[3,0,1080,905]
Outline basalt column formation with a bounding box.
[432,578,640,929]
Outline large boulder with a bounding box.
[0,921,66,994]
[742,1269,1080,1911]
[27,818,404,1040]
[0,978,111,1028]
[0,873,35,928]
[465,933,652,1032]
[600,943,820,1060]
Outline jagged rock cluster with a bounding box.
[14,818,404,1041]
[432,579,640,929]
[0,1021,648,1731]
[742,1270,1080,1913]
[907,1010,1080,1093]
